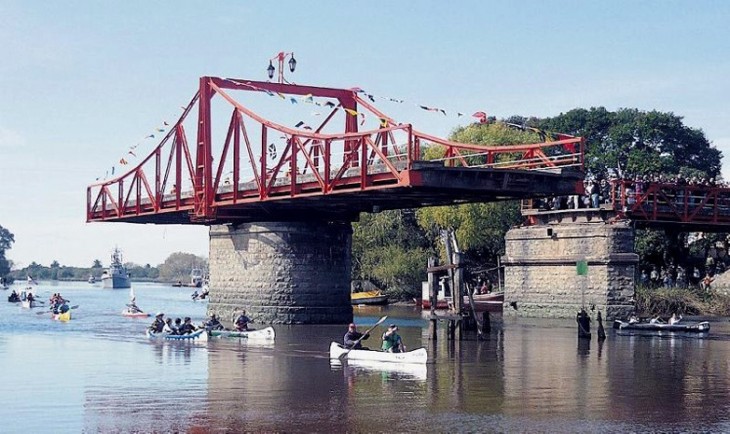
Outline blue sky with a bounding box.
[2,1,730,268]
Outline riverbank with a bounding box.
[635,285,730,317]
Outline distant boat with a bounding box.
[351,290,389,306]
[190,268,204,288]
[416,281,503,312]
[101,247,131,289]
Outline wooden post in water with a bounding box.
[453,252,464,341]
[427,256,437,340]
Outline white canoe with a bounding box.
[329,342,428,364]
[210,327,275,340]
[146,329,208,341]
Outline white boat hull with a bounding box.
[329,342,428,364]
[210,327,275,340]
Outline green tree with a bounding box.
[535,107,721,179]
[157,252,207,282]
[352,210,433,298]
[0,225,15,278]
[92,259,103,269]
[415,122,534,270]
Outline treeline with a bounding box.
[5,252,208,284]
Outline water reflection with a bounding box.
[1,285,730,432]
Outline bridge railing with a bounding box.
[87,77,585,223]
[610,179,730,224]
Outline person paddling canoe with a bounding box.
[343,323,370,350]
[234,310,252,331]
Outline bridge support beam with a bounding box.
[503,218,637,321]
[208,221,353,324]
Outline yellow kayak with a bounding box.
[53,311,72,321]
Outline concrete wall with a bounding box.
[503,221,637,321]
[208,221,353,324]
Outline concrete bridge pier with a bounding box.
[208,221,353,324]
[503,213,637,321]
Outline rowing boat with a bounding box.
[210,327,275,340]
[329,342,428,364]
[613,320,710,333]
[146,329,208,341]
[53,311,72,321]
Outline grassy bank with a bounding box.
[635,285,730,317]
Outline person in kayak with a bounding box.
[162,318,176,334]
[203,314,224,331]
[173,317,183,333]
[234,310,252,331]
[381,324,406,353]
[669,313,683,325]
[178,317,197,334]
[8,289,20,303]
[343,323,370,350]
[149,313,165,333]
[126,297,142,313]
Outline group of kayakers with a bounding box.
[148,313,199,335]
[343,322,406,353]
[149,310,253,335]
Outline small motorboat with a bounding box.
[146,329,208,341]
[210,327,275,340]
[351,290,389,306]
[613,320,710,333]
[329,342,428,364]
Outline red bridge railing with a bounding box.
[610,180,730,225]
[87,77,585,224]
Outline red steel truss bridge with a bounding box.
[86,77,585,225]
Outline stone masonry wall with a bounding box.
[503,221,637,321]
[208,221,353,324]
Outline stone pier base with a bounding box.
[503,221,637,321]
[208,221,353,324]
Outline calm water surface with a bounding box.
[1,281,729,433]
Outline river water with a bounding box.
[1,281,729,433]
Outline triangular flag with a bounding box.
[380,118,389,128]
[290,98,298,104]
[111,167,115,175]
[163,121,169,126]
[304,94,313,103]
[344,108,359,116]
[119,158,128,165]
[472,112,487,124]
[359,113,366,126]
[128,150,136,157]
[367,94,375,103]
[156,128,165,132]
[295,121,305,128]
[324,101,336,108]
[146,134,155,139]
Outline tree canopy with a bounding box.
[0,225,14,278]
[533,107,722,179]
